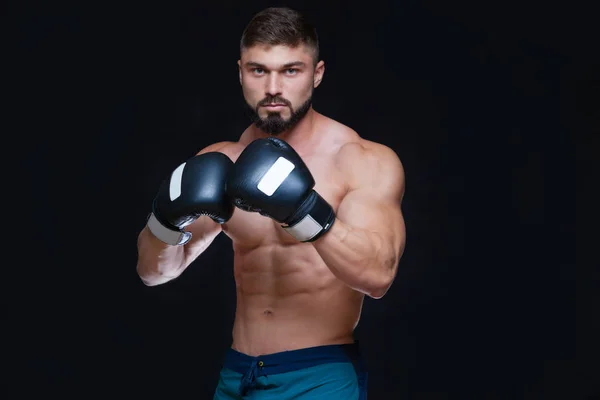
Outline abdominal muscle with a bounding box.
[228,239,364,357]
[219,126,363,356]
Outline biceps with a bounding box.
[336,191,404,238]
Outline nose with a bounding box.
[265,72,282,97]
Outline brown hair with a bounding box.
[240,7,319,65]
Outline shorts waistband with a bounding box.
[223,342,362,376]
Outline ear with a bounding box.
[237,60,242,86]
[313,60,325,88]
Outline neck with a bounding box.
[249,108,319,149]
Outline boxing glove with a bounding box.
[226,137,335,242]
[147,152,234,245]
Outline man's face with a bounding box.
[238,44,324,135]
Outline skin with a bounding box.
[136,43,406,356]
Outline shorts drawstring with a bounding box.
[238,359,265,396]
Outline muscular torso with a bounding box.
[220,115,366,356]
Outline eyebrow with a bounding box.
[244,61,306,69]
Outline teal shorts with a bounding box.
[213,343,368,399]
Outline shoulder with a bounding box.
[338,139,402,167]
[195,140,247,163]
[336,133,404,175]
[193,125,260,161]
[318,114,402,169]
[334,134,405,197]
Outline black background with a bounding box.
[10,0,594,398]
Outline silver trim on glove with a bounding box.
[282,214,324,242]
[147,213,191,246]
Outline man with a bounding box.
[136,7,406,399]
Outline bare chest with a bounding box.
[222,155,346,246]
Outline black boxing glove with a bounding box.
[147,152,234,245]
[226,137,335,242]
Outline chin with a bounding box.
[263,111,290,119]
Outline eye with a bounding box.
[252,68,265,75]
[286,68,299,75]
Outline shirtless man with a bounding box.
[136,7,406,399]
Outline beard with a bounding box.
[244,91,313,135]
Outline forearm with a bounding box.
[136,226,186,286]
[312,219,396,299]
[136,213,223,286]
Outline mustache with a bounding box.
[258,96,291,107]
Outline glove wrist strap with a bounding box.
[282,191,336,242]
[147,213,192,246]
